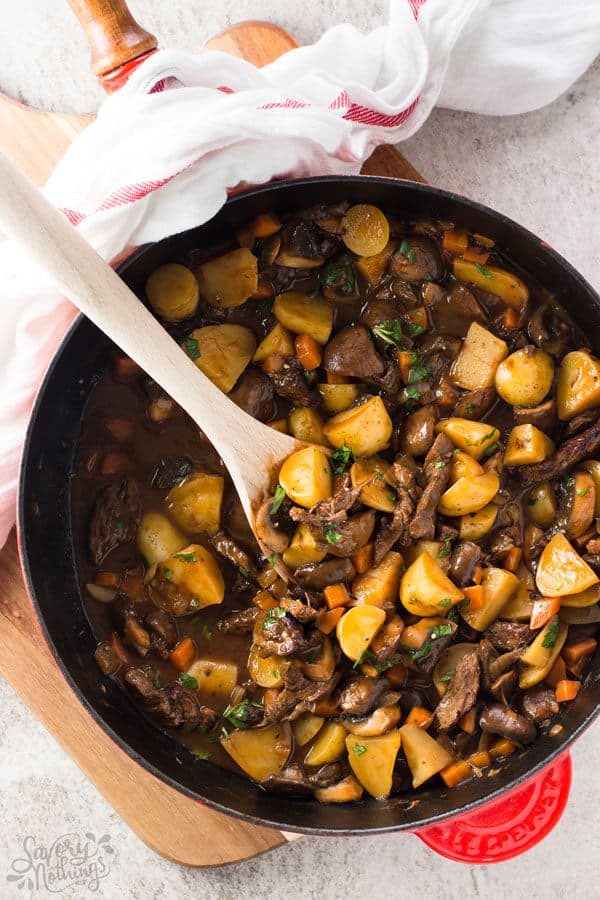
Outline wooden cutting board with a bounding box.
[0,20,424,867]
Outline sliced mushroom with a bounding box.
[389,236,444,282]
[343,704,401,736]
[254,498,291,554]
[479,703,537,744]
[275,221,324,268]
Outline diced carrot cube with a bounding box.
[503,307,519,329]
[262,354,285,373]
[397,351,412,385]
[405,706,433,730]
[95,571,121,588]
[169,637,196,672]
[317,607,345,635]
[442,230,469,256]
[252,590,278,611]
[326,371,349,384]
[468,750,491,769]
[503,546,522,573]
[351,543,375,574]
[441,760,471,788]
[530,596,561,630]
[295,333,323,371]
[555,680,581,703]
[489,738,516,759]
[249,213,281,238]
[458,707,477,734]
[323,583,351,610]
[462,246,490,265]
[463,584,485,610]
[546,656,567,689]
[562,639,597,666]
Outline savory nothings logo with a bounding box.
[6,832,113,893]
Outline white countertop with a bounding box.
[1,2,599,897]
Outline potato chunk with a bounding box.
[557,350,600,421]
[581,460,600,516]
[195,248,258,308]
[293,713,325,747]
[247,646,284,688]
[536,533,599,596]
[187,659,238,697]
[453,259,529,311]
[526,482,557,529]
[352,551,405,608]
[336,606,386,661]
[356,239,398,283]
[519,620,568,689]
[278,446,333,509]
[350,457,396,513]
[346,731,401,799]
[437,472,499,517]
[318,383,362,415]
[146,263,199,321]
[304,722,347,766]
[436,417,500,461]
[137,512,187,565]
[459,503,497,541]
[451,322,508,390]
[503,424,554,466]
[185,325,256,393]
[273,291,333,344]
[450,451,484,483]
[282,523,327,568]
[323,396,393,457]
[342,205,390,257]
[166,473,224,535]
[253,323,295,362]
[155,543,225,612]
[289,408,328,445]
[494,347,554,407]
[221,723,292,782]
[400,723,453,788]
[460,567,519,631]
[400,552,464,617]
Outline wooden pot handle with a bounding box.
[67,0,157,78]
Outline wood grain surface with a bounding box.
[0,19,423,867]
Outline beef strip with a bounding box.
[370,616,405,665]
[413,619,459,675]
[519,687,560,724]
[339,676,390,716]
[323,325,384,378]
[229,368,276,422]
[517,418,600,488]
[89,478,141,564]
[308,510,376,558]
[253,611,317,657]
[479,703,537,744]
[266,356,319,407]
[374,455,419,564]
[294,557,356,591]
[279,596,321,623]
[487,525,521,563]
[124,668,217,733]
[262,672,340,723]
[145,609,178,659]
[485,621,536,652]
[262,762,347,794]
[449,541,482,587]
[289,473,363,527]
[409,433,454,540]
[217,607,260,635]
[477,638,498,693]
[210,531,260,580]
[434,652,480,731]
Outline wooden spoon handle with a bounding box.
[0,152,296,515]
[66,0,157,77]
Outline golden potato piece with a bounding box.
[187,659,238,697]
[500,580,535,622]
[438,472,500,517]
[494,347,554,407]
[557,350,600,421]
[146,263,199,321]
[526,482,557,529]
[350,457,396,513]
[336,606,386,661]
[273,291,333,344]
[161,543,225,610]
[195,248,258,308]
[453,258,529,311]
[560,583,600,608]
[185,324,256,393]
[247,646,284,688]
[318,383,362,415]
[565,471,595,539]
[304,721,347,766]
[278,446,333,509]
[166,472,224,535]
[459,503,497,541]
[253,323,295,362]
[519,620,568,689]
[342,204,390,257]
[293,713,325,747]
[436,417,500,461]
[282,523,327,568]
[460,567,519,631]
[346,730,401,799]
[137,512,187,565]
[503,424,554,466]
[450,451,484,483]
[352,551,405,608]
[400,723,454,788]
[400,552,464,617]
[288,408,328,446]
[451,322,508,391]
[402,541,445,569]
[356,239,398,283]
[536,533,599,596]
[323,396,393,457]
[581,460,600,516]
[221,723,292,782]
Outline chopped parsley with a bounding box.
[466,404,475,415]
[174,551,198,563]
[372,318,403,348]
[222,700,264,729]
[182,337,201,360]
[457,598,471,612]
[399,239,417,264]
[115,516,126,532]
[542,619,560,649]
[263,607,286,630]
[272,670,280,679]
[320,259,356,295]
[353,649,377,669]
[268,553,277,566]
[161,565,173,583]
[192,749,212,761]
[431,624,454,640]
[331,442,356,475]
[408,364,432,384]
[410,639,433,661]
[438,598,452,608]
[438,537,453,559]
[433,460,446,470]
[404,386,421,401]
[270,485,286,516]
[178,673,198,690]
[577,487,590,497]
[483,442,498,458]
[406,321,428,338]
[153,674,163,688]
[352,743,367,756]
[325,524,342,545]
[527,497,538,506]
[475,262,493,280]
[258,298,273,313]
[201,624,213,641]
[190,597,200,609]
[440,670,455,683]
[238,566,249,579]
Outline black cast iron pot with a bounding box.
[19,176,600,852]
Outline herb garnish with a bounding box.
[542,619,560,649]
[268,553,277,566]
[331,442,356,474]
[190,597,200,609]
[404,386,421,401]
[182,337,201,360]
[353,649,377,669]
[475,262,493,280]
[270,485,286,516]
[174,551,198,563]
[262,607,286,630]
[577,487,590,497]
[440,670,455,683]
[430,624,454,640]
[239,566,249,579]
[192,749,212,760]
[406,321,428,338]
[162,565,173,583]
[179,673,198,690]
[201,624,213,641]
[438,537,452,559]
[466,404,475,415]
[372,318,403,347]
[153,674,163,688]
[438,597,452,607]
[320,259,356,295]
[222,700,264,729]
[399,239,417,264]
[408,364,432,384]
[325,524,342,545]
[352,743,367,756]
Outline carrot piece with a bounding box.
[313,694,340,716]
[405,706,434,730]
[556,680,581,703]
[252,590,279,611]
[503,546,522,573]
[546,656,567,689]
[100,452,128,475]
[317,607,345,635]
[562,638,597,666]
[262,354,285,374]
[440,760,471,788]
[530,596,561,630]
[110,632,129,665]
[105,418,134,441]
[468,750,492,769]
[360,662,379,677]
[471,565,484,585]
[351,543,375,574]
[295,333,323,371]
[463,584,485,610]
[458,707,477,734]
[249,213,281,238]
[326,371,349,384]
[263,687,281,707]
[323,583,351,610]
[462,246,490,265]
[489,738,516,759]
[442,229,469,256]
[385,663,408,688]
[95,571,121,588]
[473,233,495,249]
[113,355,141,378]
[169,637,196,672]
[405,306,428,330]
[502,307,519,329]
[397,351,412,384]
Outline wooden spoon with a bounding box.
[0,151,301,533]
